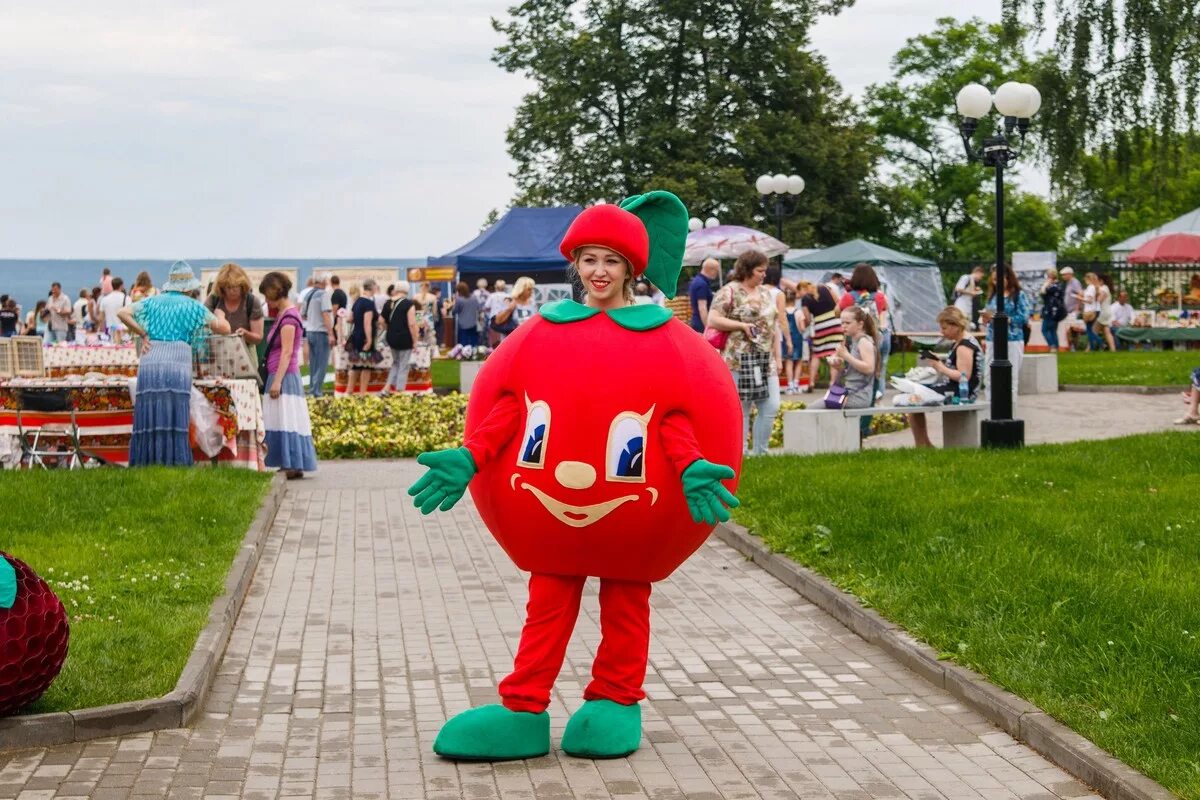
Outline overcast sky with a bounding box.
[2,0,1014,258]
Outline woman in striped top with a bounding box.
[799,280,842,391]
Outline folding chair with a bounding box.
[14,389,99,469]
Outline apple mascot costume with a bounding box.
[0,553,70,716]
[409,191,742,760]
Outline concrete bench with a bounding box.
[1019,354,1059,395]
[782,402,991,454]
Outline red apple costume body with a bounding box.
[410,192,742,760]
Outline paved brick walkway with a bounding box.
[0,462,1102,799]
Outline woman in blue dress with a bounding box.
[118,261,230,466]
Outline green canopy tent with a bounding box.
[783,239,944,332]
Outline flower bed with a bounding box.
[307,395,910,460]
[309,393,469,459]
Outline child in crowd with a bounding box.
[782,288,807,394]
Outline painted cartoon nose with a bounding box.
[555,461,596,490]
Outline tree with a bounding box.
[491,0,881,247]
[1004,0,1200,182]
[863,17,1047,262]
[1056,132,1200,258]
[480,208,502,233]
[954,189,1064,260]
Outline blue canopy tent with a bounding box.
[428,206,583,274]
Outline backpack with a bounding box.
[853,290,886,332]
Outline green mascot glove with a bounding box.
[408,447,477,514]
[681,459,740,525]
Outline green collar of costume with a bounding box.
[540,299,673,331]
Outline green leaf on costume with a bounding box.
[0,556,16,610]
[620,191,688,299]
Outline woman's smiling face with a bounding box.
[576,246,631,305]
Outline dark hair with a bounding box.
[91,286,101,300]
[329,275,340,286]
[51,282,62,290]
[259,271,293,298]
[111,277,124,291]
[102,268,111,276]
[987,268,1022,301]
[848,264,880,293]
[764,264,782,287]
[732,250,770,282]
[456,281,470,297]
[386,284,395,296]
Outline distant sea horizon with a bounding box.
[0,258,425,315]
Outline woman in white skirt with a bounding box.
[259,272,318,478]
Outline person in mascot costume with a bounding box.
[409,190,743,761]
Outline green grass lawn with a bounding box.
[888,349,1196,387]
[4,468,272,713]
[734,432,1200,798]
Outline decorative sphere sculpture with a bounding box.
[0,553,70,716]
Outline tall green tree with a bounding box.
[955,189,1064,260]
[492,0,882,247]
[864,17,1055,261]
[1004,0,1200,182]
[1057,132,1200,258]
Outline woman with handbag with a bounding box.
[117,261,231,466]
[490,277,538,342]
[706,250,780,456]
[259,272,318,478]
[827,306,878,411]
[206,263,265,380]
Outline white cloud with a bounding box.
[3,1,1053,257]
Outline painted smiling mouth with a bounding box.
[510,473,656,528]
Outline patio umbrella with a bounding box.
[1126,232,1200,263]
[683,225,788,266]
[1127,232,1200,311]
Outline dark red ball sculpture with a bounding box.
[0,553,70,716]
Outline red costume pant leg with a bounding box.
[583,579,652,706]
[499,572,586,713]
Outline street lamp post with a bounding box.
[955,80,1041,449]
[756,173,805,241]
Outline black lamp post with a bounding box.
[755,173,805,242]
[955,81,1041,449]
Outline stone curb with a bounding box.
[0,473,287,753]
[713,521,1175,800]
[1060,384,1176,395]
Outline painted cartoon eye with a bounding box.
[607,408,654,483]
[518,401,550,468]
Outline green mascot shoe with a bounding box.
[433,705,550,761]
[561,699,642,758]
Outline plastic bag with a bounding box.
[189,388,225,458]
[890,376,945,405]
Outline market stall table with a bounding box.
[1116,327,1200,344]
[42,343,139,378]
[0,376,264,469]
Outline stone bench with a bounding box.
[1018,353,1059,395]
[782,402,991,454]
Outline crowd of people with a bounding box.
[5,256,1196,460]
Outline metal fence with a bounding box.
[937,261,1200,311]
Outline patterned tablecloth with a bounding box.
[42,344,139,378]
[0,377,264,469]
